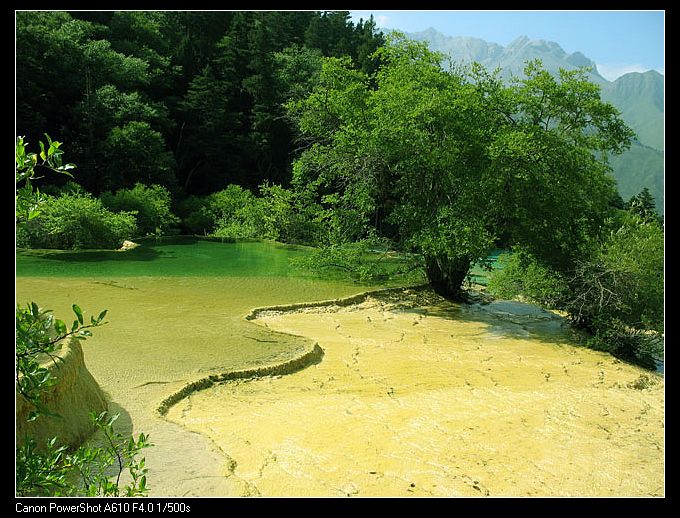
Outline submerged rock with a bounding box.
[117,240,139,251]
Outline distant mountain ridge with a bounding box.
[408,29,609,84]
[600,70,664,151]
[406,28,664,211]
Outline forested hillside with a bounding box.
[16,11,384,196]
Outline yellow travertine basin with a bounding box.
[16,240,663,497]
[168,289,664,497]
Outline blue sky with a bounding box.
[349,10,664,81]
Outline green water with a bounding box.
[468,248,505,286]
[15,238,375,394]
[16,236,309,278]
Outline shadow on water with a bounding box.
[20,236,207,265]
[138,235,201,246]
[381,286,578,347]
[16,235,314,278]
[105,399,134,437]
[36,245,166,263]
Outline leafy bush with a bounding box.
[40,181,90,197]
[208,185,263,239]
[258,182,323,243]
[180,185,266,239]
[17,193,137,249]
[17,412,151,497]
[178,183,341,244]
[101,183,179,237]
[488,213,664,369]
[100,121,176,191]
[488,252,569,308]
[175,195,212,235]
[563,214,664,368]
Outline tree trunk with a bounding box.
[424,255,472,300]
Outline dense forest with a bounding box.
[17,11,384,195]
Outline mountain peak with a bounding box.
[409,30,607,83]
[507,35,566,57]
[507,35,530,48]
[566,51,594,68]
[613,69,664,85]
[421,27,443,36]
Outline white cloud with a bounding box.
[596,62,660,81]
[376,15,390,28]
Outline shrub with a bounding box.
[178,185,263,239]
[488,213,664,369]
[178,183,325,243]
[100,121,176,191]
[101,183,179,237]
[16,193,137,249]
[563,214,664,368]
[208,185,263,239]
[488,252,568,308]
[258,182,321,243]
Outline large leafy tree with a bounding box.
[288,34,634,299]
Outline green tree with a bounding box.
[17,10,385,198]
[101,183,179,237]
[489,212,664,369]
[100,122,176,190]
[16,11,177,194]
[16,12,98,143]
[627,187,660,223]
[17,193,137,250]
[288,34,634,299]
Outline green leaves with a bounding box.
[72,304,83,324]
[16,411,153,497]
[15,135,76,224]
[288,37,634,298]
[54,319,67,335]
[16,191,138,250]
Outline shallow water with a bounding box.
[16,240,664,496]
[16,237,310,278]
[16,238,374,496]
[169,291,665,497]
